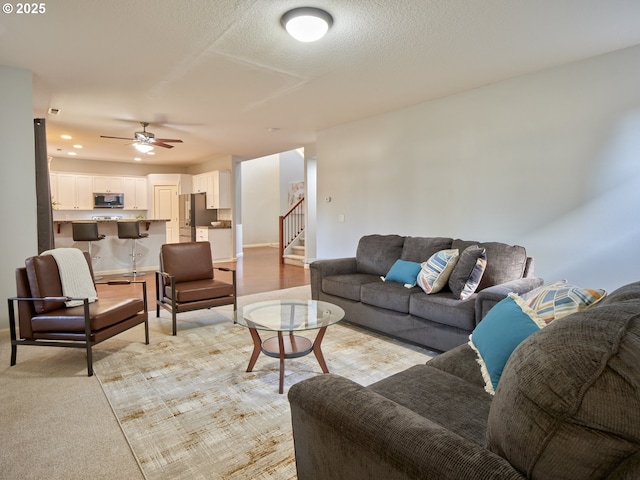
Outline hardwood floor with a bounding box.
[97,245,310,299]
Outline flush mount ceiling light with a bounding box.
[134,143,154,153]
[281,7,333,42]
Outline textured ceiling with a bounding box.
[1,0,640,166]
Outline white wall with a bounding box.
[241,150,305,246]
[0,65,37,328]
[278,149,305,213]
[241,154,280,245]
[315,45,640,292]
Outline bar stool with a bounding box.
[117,221,149,277]
[72,222,106,280]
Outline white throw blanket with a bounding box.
[42,248,98,307]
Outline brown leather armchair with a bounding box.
[8,252,149,376]
[156,241,237,335]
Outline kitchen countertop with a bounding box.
[53,218,169,233]
[53,219,169,223]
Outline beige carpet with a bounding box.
[1,286,435,479]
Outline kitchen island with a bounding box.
[53,219,168,276]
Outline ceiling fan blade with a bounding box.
[100,135,135,140]
[152,141,175,149]
[154,138,183,143]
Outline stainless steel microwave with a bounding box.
[93,192,124,208]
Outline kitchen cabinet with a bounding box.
[196,227,208,242]
[195,227,232,261]
[93,176,124,193]
[192,174,207,195]
[55,173,93,210]
[208,171,231,209]
[122,177,148,210]
[50,172,58,208]
[193,171,231,209]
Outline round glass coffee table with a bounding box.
[234,299,345,393]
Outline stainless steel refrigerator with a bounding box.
[178,193,217,242]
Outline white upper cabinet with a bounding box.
[55,173,93,210]
[93,176,124,193]
[193,171,231,209]
[122,177,148,210]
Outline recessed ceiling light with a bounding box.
[61,134,72,139]
[134,157,142,162]
[68,151,77,156]
[73,144,83,149]
[146,151,155,156]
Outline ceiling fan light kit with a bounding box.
[100,121,183,152]
[281,7,333,42]
[134,143,154,153]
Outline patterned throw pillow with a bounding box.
[469,293,547,395]
[417,249,459,294]
[519,280,607,324]
[382,259,422,288]
[448,246,488,300]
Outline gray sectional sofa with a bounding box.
[290,281,640,480]
[310,234,543,352]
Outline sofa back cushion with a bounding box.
[486,284,640,479]
[452,240,527,290]
[399,236,453,263]
[356,235,405,276]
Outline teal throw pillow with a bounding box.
[383,259,422,288]
[469,293,546,395]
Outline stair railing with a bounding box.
[279,197,305,263]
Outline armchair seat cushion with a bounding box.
[369,364,492,446]
[29,298,145,333]
[165,279,235,304]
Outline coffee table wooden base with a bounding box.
[246,327,329,394]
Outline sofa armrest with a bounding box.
[475,277,544,322]
[288,374,525,480]
[309,257,357,299]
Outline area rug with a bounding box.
[94,286,434,480]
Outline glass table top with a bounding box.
[234,299,345,332]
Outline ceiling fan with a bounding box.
[100,122,183,152]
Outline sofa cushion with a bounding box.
[469,294,546,394]
[322,274,381,301]
[486,298,640,479]
[399,236,453,263]
[383,259,421,287]
[452,240,527,290]
[409,291,476,331]
[356,234,405,276]
[520,280,606,324]
[369,364,492,446]
[416,249,459,294]
[448,246,487,300]
[361,281,419,313]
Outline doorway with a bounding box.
[154,184,179,243]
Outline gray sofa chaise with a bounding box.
[311,234,543,352]
[289,281,640,480]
